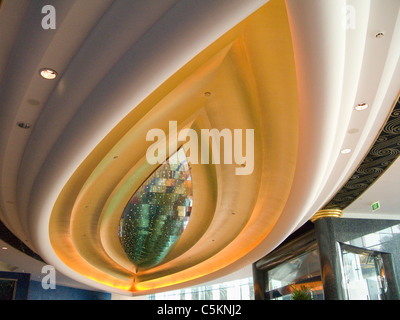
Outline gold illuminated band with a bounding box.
[310,209,343,223]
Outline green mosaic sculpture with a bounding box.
[119,148,192,270]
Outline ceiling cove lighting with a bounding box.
[119,147,193,270]
[355,103,369,111]
[39,68,58,80]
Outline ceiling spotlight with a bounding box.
[375,32,384,39]
[341,148,352,154]
[1,247,8,250]
[355,103,369,111]
[17,122,31,129]
[39,68,58,80]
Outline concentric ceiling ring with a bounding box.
[48,1,299,295]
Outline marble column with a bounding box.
[252,263,265,300]
[311,210,345,300]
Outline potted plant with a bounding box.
[290,285,313,300]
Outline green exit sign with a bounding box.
[371,201,380,212]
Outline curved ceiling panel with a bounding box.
[0,0,399,296]
[46,0,298,294]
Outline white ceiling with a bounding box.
[343,156,400,220]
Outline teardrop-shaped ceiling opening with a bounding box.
[119,147,193,270]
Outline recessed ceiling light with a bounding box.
[1,246,8,250]
[39,68,58,80]
[375,32,384,39]
[17,122,31,129]
[355,103,369,111]
[341,148,352,154]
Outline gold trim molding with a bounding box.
[310,209,343,223]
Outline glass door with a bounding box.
[340,244,388,300]
[264,249,324,300]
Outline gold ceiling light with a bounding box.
[341,148,352,154]
[39,68,58,80]
[355,103,369,111]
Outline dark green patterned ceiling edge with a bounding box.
[324,95,400,211]
[0,219,44,262]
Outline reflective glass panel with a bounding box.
[265,249,324,300]
[341,245,387,300]
[148,277,254,300]
[119,148,192,269]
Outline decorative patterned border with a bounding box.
[0,220,44,262]
[324,95,400,210]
